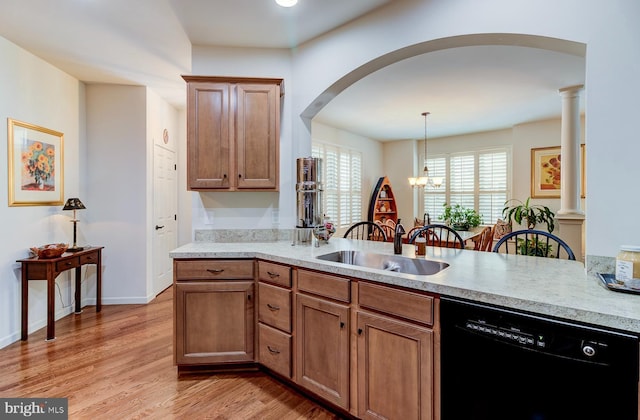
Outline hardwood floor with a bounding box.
[0,287,339,419]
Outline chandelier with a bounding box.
[409,112,443,188]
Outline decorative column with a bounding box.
[556,84,585,261]
[557,84,584,216]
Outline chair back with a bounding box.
[492,229,576,260]
[378,224,395,242]
[408,224,465,249]
[343,221,388,242]
[474,226,494,252]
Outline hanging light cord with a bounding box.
[422,111,430,175]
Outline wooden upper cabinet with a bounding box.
[183,76,283,191]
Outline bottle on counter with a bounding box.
[615,245,640,288]
[415,236,426,256]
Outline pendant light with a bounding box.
[409,112,442,188]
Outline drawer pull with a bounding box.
[86,256,93,261]
[65,262,73,266]
[266,303,280,311]
[267,345,281,355]
[206,269,224,274]
[267,271,280,278]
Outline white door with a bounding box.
[153,144,177,296]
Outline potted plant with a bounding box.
[441,203,482,231]
[518,237,554,257]
[502,197,555,232]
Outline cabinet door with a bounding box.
[175,281,254,365]
[357,311,434,420]
[295,293,350,410]
[186,81,231,189]
[236,83,279,190]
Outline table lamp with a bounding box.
[62,198,86,252]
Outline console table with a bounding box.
[17,246,103,341]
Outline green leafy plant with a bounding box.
[502,197,555,232]
[517,238,554,257]
[441,203,482,231]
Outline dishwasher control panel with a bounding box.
[456,304,626,366]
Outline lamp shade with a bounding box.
[62,198,86,211]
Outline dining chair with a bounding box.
[378,224,395,242]
[474,226,494,252]
[407,224,465,249]
[492,229,576,260]
[343,221,388,242]
[404,226,424,243]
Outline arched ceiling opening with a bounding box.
[305,34,586,141]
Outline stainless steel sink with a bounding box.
[316,250,449,275]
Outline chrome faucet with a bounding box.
[394,218,406,254]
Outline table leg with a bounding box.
[74,266,82,314]
[46,264,55,341]
[21,263,28,341]
[96,250,102,312]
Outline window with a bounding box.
[312,143,362,228]
[423,148,509,224]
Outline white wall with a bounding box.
[290,0,639,259]
[85,85,148,302]
[0,37,83,347]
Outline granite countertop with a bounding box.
[170,238,640,334]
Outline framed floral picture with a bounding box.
[7,118,64,206]
[530,145,585,199]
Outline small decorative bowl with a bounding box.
[30,243,68,259]
[312,219,336,243]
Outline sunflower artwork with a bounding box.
[8,118,64,206]
[539,153,561,191]
[21,139,56,190]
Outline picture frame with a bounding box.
[7,118,64,206]
[530,145,585,199]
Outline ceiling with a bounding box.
[0,0,585,140]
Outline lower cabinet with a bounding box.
[175,281,255,365]
[173,258,438,419]
[356,311,434,420]
[295,292,350,410]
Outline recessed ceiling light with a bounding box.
[275,0,298,7]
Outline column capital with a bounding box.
[558,84,584,95]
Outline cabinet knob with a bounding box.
[238,174,242,178]
[358,328,363,335]
[340,322,345,329]
[223,174,227,178]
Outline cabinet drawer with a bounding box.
[258,282,292,333]
[56,257,80,272]
[259,323,292,378]
[359,281,434,326]
[297,269,350,303]
[175,260,254,280]
[80,252,99,265]
[258,261,291,287]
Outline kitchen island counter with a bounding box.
[170,238,640,334]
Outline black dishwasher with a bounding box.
[440,297,639,420]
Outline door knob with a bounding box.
[155,225,165,230]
